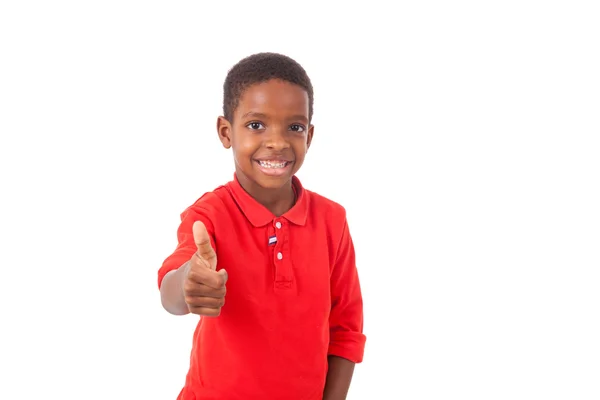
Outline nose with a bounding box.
[264,126,290,151]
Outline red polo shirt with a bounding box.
[158,175,366,400]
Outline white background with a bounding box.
[1,1,599,399]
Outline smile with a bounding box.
[257,160,290,169]
[255,160,293,177]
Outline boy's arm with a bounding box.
[323,216,366,399]
[323,355,356,400]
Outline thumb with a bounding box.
[193,221,217,268]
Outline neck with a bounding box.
[236,172,296,217]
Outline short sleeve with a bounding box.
[328,217,366,363]
[157,204,217,289]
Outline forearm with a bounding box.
[323,355,355,400]
[160,262,190,315]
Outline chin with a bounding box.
[253,174,293,189]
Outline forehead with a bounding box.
[236,79,309,118]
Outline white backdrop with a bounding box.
[1,1,599,399]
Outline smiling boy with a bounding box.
[158,53,366,399]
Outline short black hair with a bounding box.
[222,52,314,122]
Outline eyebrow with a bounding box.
[241,111,309,123]
[241,111,268,119]
[289,115,310,123]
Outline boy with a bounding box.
[158,52,366,399]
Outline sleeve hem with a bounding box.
[328,332,366,363]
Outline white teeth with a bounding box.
[259,160,287,168]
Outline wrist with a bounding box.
[160,262,191,315]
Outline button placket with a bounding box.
[273,218,293,289]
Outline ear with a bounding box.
[217,116,232,149]
[306,124,315,151]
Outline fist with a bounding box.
[182,221,228,316]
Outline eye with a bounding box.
[289,124,305,133]
[247,122,265,130]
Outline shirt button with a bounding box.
[277,252,283,260]
[275,221,282,229]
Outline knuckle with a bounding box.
[190,307,202,316]
[189,269,207,284]
[187,268,198,281]
[204,309,218,317]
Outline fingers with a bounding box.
[183,264,228,317]
[193,221,217,269]
[184,295,225,309]
[187,305,224,317]
[183,280,226,317]
[183,281,227,298]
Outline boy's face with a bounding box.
[217,79,314,192]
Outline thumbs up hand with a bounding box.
[182,221,228,317]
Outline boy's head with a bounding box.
[222,52,314,123]
[217,53,315,193]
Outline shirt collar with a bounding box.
[226,173,309,227]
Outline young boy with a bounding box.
[158,52,366,400]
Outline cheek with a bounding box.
[237,142,256,156]
[232,137,258,162]
[295,140,309,155]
